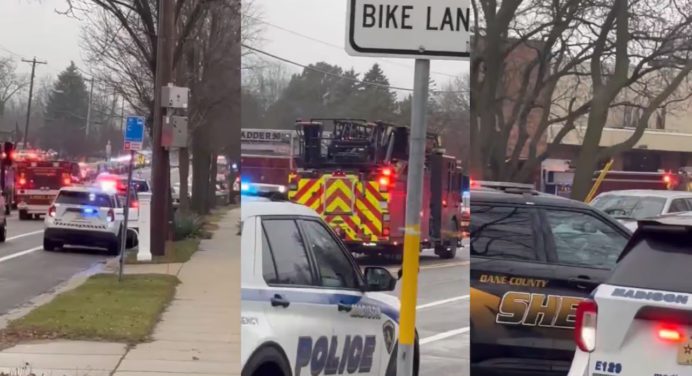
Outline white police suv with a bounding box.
[241,201,419,376]
[44,186,129,254]
[568,215,692,376]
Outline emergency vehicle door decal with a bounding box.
[295,335,376,376]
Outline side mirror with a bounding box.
[364,267,397,292]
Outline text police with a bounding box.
[295,335,376,376]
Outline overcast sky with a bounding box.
[0,0,84,80]
[248,0,469,96]
[0,0,469,93]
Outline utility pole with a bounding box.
[85,78,94,138]
[397,59,430,376]
[150,0,175,256]
[21,57,47,149]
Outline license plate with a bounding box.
[677,338,692,365]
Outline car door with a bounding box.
[297,218,384,376]
[538,207,630,360]
[258,217,336,376]
[470,204,559,364]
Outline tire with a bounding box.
[4,205,9,216]
[18,210,28,220]
[0,222,6,242]
[436,244,457,259]
[385,331,420,376]
[242,345,291,376]
[43,237,56,251]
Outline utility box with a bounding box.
[170,116,188,148]
[161,85,189,109]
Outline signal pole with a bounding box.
[85,78,94,138]
[150,0,175,256]
[21,57,47,148]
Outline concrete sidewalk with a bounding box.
[0,208,240,376]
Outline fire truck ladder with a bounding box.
[585,158,614,203]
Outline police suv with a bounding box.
[44,186,131,254]
[568,214,692,376]
[241,200,419,376]
[470,182,631,376]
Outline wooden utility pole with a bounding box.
[150,0,175,256]
[21,57,47,148]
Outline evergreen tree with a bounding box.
[41,62,89,157]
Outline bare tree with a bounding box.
[472,0,692,200]
[0,57,27,128]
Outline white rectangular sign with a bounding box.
[346,0,471,60]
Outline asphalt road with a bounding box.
[358,245,470,375]
[0,212,112,316]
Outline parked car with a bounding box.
[590,189,692,231]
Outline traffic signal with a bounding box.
[2,142,13,166]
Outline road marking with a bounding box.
[0,246,43,264]
[417,295,469,310]
[420,327,470,345]
[6,230,44,241]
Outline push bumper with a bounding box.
[44,228,118,248]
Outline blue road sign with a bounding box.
[125,116,145,143]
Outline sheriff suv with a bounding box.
[469,182,631,376]
[241,200,419,376]
[568,214,692,376]
[44,186,129,254]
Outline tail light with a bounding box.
[575,299,598,352]
[63,177,71,186]
[107,209,115,222]
[657,325,685,343]
[442,199,447,207]
[131,201,138,209]
[382,227,390,237]
[48,205,56,218]
[18,177,26,186]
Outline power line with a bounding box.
[246,15,460,79]
[0,44,27,59]
[242,44,464,94]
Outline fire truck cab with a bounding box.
[14,153,80,220]
[288,119,464,259]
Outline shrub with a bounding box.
[173,211,204,240]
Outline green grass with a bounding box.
[126,238,200,264]
[2,274,179,344]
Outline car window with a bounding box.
[55,191,113,207]
[300,219,360,289]
[262,229,279,282]
[668,198,690,213]
[544,210,627,269]
[470,205,539,261]
[685,198,692,210]
[592,195,665,220]
[261,219,314,286]
[609,229,692,294]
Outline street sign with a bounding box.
[346,0,471,59]
[124,116,145,151]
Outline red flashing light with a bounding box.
[382,168,392,176]
[657,325,684,343]
[664,174,672,184]
[131,201,139,209]
[63,177,71,186]
[18,177,27,186]
[379,176,390,187]
[382,227,390,237]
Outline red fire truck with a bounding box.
[240,128,296,185]
[288,119,465,259]
[14,153,81,220]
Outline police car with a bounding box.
[241,200,419,376]
[470,182,631,376]
[43,186,130,254]
[568,215,692,376]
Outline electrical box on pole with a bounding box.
[345,1,470,375]
[161,85,189,109]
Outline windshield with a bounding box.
[56,191,113,207]
[592,195,666,220]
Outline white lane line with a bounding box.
[6,229,44,241]
[0,246,43,264]
[417,295,469,310]
[420,327,470,345]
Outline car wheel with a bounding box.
[43,238,56,251]
[4,205,9,216]
[18,210,28,220]
[242,345,291,376]
[0,222,6,242]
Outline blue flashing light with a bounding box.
[241,182,251,192]
[82,207,98,215]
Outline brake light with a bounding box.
[107,209,115,222]
[48,205,56,218]
[574,299,598,352]
[657,325,685,343]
